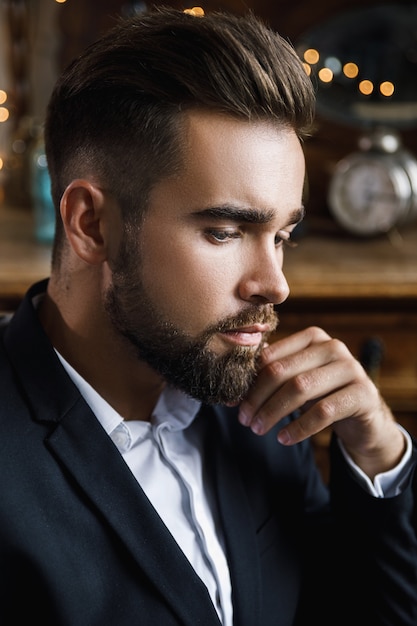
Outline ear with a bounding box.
[60,179,112,264]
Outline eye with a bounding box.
[275,230,298,248]
[205,228,241,244]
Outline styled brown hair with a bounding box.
[44,6,315,264]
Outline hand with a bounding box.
[238,326,406,479]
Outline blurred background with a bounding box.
[1,0,417,232]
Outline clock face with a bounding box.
[328,153,413,235]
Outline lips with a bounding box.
[220,323,271,347]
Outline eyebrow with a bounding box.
[191,204,305,227]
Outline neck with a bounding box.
[39,282,166,422]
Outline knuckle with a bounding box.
[357,379,379,404]
[312,397,337,424]
[264,359,286,381]
[328,337,350,358]
[291,371,312,396]
[306,326,330,342]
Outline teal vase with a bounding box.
[31,138,55,243]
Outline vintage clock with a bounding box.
[327,128,417,236]
[296,4,417,237]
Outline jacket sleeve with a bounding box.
[328,434,417,626]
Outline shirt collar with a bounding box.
[55,350,201,441]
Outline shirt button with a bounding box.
[110,425,131,452]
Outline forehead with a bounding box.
[149,110,306,222]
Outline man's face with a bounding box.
[105,111,306,404]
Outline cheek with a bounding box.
[140,240,236,332]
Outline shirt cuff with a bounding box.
[337,424,415,497]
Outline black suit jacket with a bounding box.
[1,279,417,625]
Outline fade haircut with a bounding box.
[44,5,315,266]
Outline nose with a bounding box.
[238,249,290,305]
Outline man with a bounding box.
[0,6,416,626]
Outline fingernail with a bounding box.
[277,429,290,445]
[251,418,263,435]
[238,410,251,427]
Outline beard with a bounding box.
[104,255,279,405]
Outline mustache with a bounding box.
[205,305,279,336]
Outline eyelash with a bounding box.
[277,233,298,248]
[206,229,298,248]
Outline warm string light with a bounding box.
[0,90,8,124]
[302,47,395,98]
[183,7,204,17]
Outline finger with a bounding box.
[259,326,331,366]
[247,356,363,436]
[239,336,351,426]
[277,380,375,446]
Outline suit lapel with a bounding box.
[46,405,222,626]
[203,406,262,626]
[3,290,221,626]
